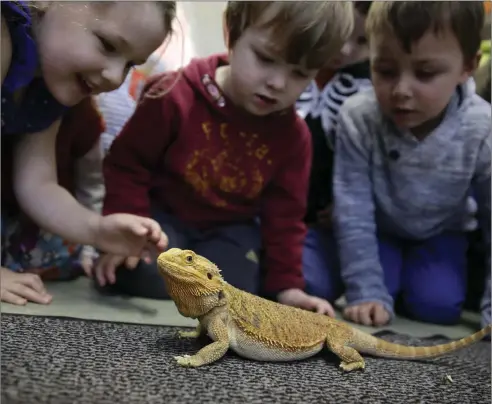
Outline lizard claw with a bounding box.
[339,361,365,372]
[174,354,196,367]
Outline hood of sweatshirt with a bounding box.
[181,53,297,129]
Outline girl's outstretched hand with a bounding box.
[94,213,168,258]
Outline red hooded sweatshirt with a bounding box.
[103,54,312,293]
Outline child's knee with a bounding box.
[303,229,342,301]
[303,256,341,301]
[402,290,464,325]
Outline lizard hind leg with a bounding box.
[326,339,366,372]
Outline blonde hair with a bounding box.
[139,1,179,77]
[224,1,354,69]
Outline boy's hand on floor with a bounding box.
[92,254,144,287]
[343,301,390,327]
[277,288,336,317]
[0,267,52,305]
[95,213,168,258]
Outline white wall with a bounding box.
[179,1,227,58]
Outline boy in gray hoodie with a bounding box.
[332,1,491,328]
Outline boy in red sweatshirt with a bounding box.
[96,1,353,314]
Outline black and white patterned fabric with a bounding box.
[296,61,372,150]
[296,61,372,222]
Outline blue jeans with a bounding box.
[108,209,262,299]
[303,227,469,325]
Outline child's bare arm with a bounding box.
[13,120,102,246]
[13,118,168,257]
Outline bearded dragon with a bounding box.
[157,248,491,372]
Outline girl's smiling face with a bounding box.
[34,2,171,106]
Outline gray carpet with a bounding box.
[1,314,490,404]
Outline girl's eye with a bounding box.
[97,35,116,53]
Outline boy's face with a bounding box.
[327,8,369,70]
[36,2,168,107]
[369,27,476,136]
[224,26,319,116]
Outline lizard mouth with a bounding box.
[157,263,187,281]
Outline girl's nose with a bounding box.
[100,62,127,92]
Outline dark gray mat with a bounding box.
[1,314,490,404]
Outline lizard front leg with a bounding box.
[177,323,203,339]
[326,338,365,372]
[174,316,229,367]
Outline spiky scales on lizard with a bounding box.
[157,248,491,372]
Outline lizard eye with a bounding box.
[185,255,193,264]
[207,273,213,280]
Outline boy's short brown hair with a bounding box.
[224,1,354,70]
[365,1,484,64]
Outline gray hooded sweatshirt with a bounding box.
[332,80,491,324]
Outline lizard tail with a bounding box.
[349,325,491,359]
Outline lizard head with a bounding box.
[157,248,226,318]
